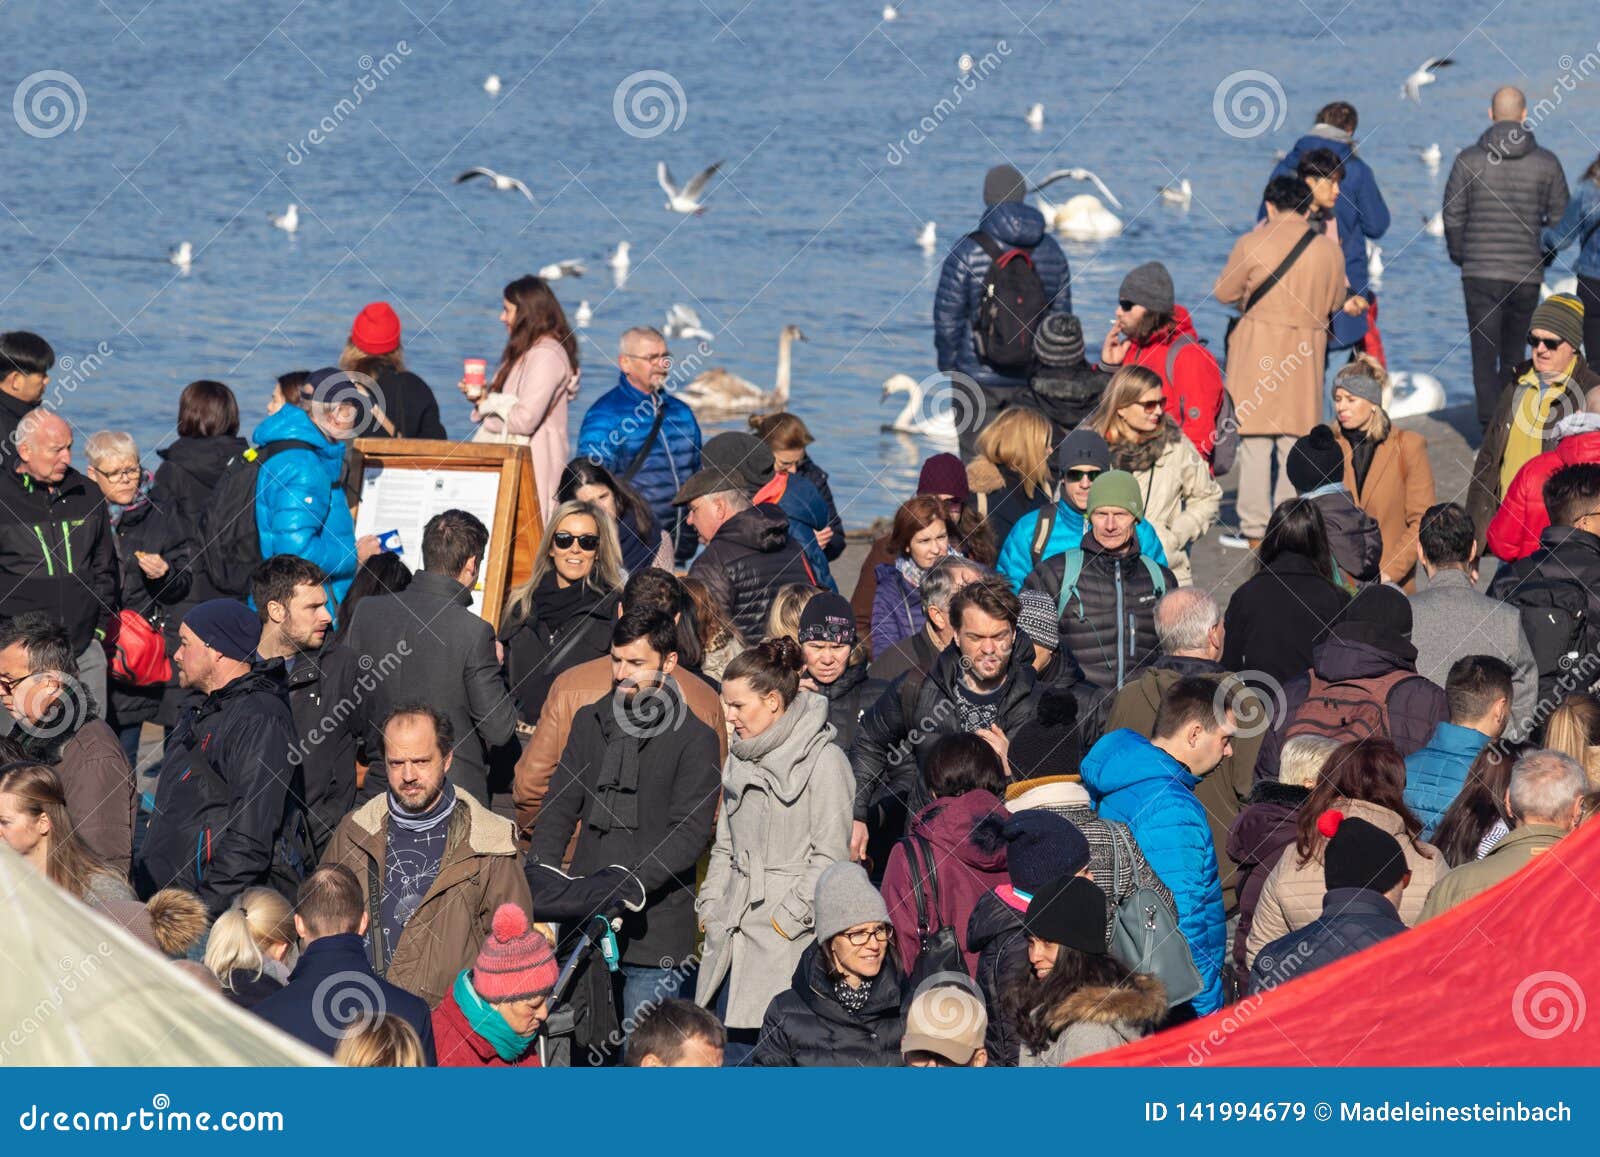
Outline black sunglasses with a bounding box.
[1063,468,1102,484]
[1118,299,1137,311]
[552,531,600,551]
[1529,334,1567,351]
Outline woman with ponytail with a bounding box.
[694,637,855,1065]
[203,886,299,1008]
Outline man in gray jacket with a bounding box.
[1443,86,1568,428]
[345,509,517,810]
[1408,503,1538,738]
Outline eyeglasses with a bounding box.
[1528,335,1567,351]
[842,924,893,946]
[1118,299,1137,311]
[1134,396,1167,413]
[625,350,673,364]
[552,531,600,552]
[0,670,42,695]
[1063,467,1102,484]
[94,466,140,482]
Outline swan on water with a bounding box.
[881,374,959,440]
[1384,371,1446,419]
[538,260,586,280]
[682,325,806,416]
[1039,192,1123,240]
[454,167,536,203]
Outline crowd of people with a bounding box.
[4,81,1600,1069]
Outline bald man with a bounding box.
[1443,85,1570,428]
[0,409,118,717]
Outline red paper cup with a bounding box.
[462,358,487,387]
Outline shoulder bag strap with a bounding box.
[1030,504,1058,569]
[620,396,670,482]
[898,836,933,936]
[1242,228,1320,317]
[967,231,1004,262]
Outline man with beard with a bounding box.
[134,599,297,916]
[253,555,363,879]
[527,607,720,1027]
[323,703,530,1008]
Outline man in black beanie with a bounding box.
[935,163,1073,457]
[1285,425,1382,583]
[1248,810,1409,993]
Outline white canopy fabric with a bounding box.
[0,849,326,1066]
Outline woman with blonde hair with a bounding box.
[0,762,134,910]
[499,499,623,723]
[334,1014,429,1068]
[968,407,1056,548]
[1541,692,1600,789]
[204,886,298,1008]
[460,276,580,519]
[1328,354,1435,590]
[680,576,743,683]
[750,412,845,562]
[764,583,820,644]
[1087,365,1221,585]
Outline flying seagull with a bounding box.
[1401,57,1454,102]
[538,260,586,280]
[1031,168,1124,211]
[664,303,714,343]
[454,167,536,203]
[658,160,723,214]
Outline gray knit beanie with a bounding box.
[1119,261,1175,314]
[1332,361,1383,407]
[1035,313,1087,368]
[813,861,891,942]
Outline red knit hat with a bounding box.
[350,301,402,355]
[472,905,558,1001]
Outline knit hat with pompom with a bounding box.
[1005,686,1082,781]
[472,904,559,1001]
[1320,810,1409,894]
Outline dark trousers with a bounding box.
[1463,277,1541,428]
[1578,275,1600,363]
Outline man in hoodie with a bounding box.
[1443,86,1569,428]
[1080,674,1236,1014]
[934,163,1072,456]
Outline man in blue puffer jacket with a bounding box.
[934,164,1072,452]
[576,326,702,564]
[252,376,362,610]
[1262,102,1391,309]
[1080,676,1234,1014]
[1403,655,1510,839]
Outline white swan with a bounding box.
[1039,192,1123,240]
[881,374,959,441]
[1384,371,1446,419]
[1025,103,1044,130]
[1542,275,1578,301]
[682,325,806,416]
[917,221,937,251]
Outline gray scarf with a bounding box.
[387,782,457,833]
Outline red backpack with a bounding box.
[1283,669,1414,744]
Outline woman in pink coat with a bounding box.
[462,275,579,519]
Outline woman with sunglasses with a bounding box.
[694,638,854,1065]
[1328,356,1435,590]
[871,495,960,658]
[556,458,673,575]
[1086,365,1220,585]
[86,430,193,767]
[751,861,905,1066]
[497,500,623,723]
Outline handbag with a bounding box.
[107,608,172,687]
[897,834,966,993]
[1106,823,1203,1009]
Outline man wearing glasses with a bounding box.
[575,327,702,564]
[0,410,119,716]
[1467,292,1600,538]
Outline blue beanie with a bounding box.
[1002,810,1091,894]
[183,599,262,662]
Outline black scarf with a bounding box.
[525,572,604,636]
[591,697,643,833]
[1342,426,1378,497]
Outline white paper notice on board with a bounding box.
[354,462,502,617]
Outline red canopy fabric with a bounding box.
[1085,821,1600,1066]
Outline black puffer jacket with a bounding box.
[155,434,247,542]
[106,487,194,729]
[1248,888,1406,995]
[688,503,812,641]
[850,643,1039,825]
[369,369,447,440]
[499,584,622,724]
[967,890,1027,1066]
[282,642,362,863]
[752,941,905,1067]
[1486,523,1600,698]
[1443,121,1568,284]
[1022,534,1175,693]
[813,662,887,753]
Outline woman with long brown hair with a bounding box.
[1244,737,1442,967]
[1087,364,1220,585]
[678,575,740,683]
[871,495,957,657]
[460,275,580,518]
[0,762,134,910]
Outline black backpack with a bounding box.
[897,833,967,993]
[198,439,319,597]
[969,231,1049,372]
[1499,573,1598,702]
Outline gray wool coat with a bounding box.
[694,691,854,1029]
[1407,567,1539,738]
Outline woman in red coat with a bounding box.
[432,904,558,1067]
[1486,414,1600,562]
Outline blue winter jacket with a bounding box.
[776,472,835,591]
[251,406,358,609]
[998,500,1167,592]
[934,201,1072,391]
[576,374,702,552]
[1248,888,1406,995]
[1404,722,1490,840]
[1081,728,1226,1015]
[1543,178,1600,279]
[1265,132,1391,295]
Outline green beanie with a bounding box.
[1085,469,1144,519]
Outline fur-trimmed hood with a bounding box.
[1045,972,1167,1033]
